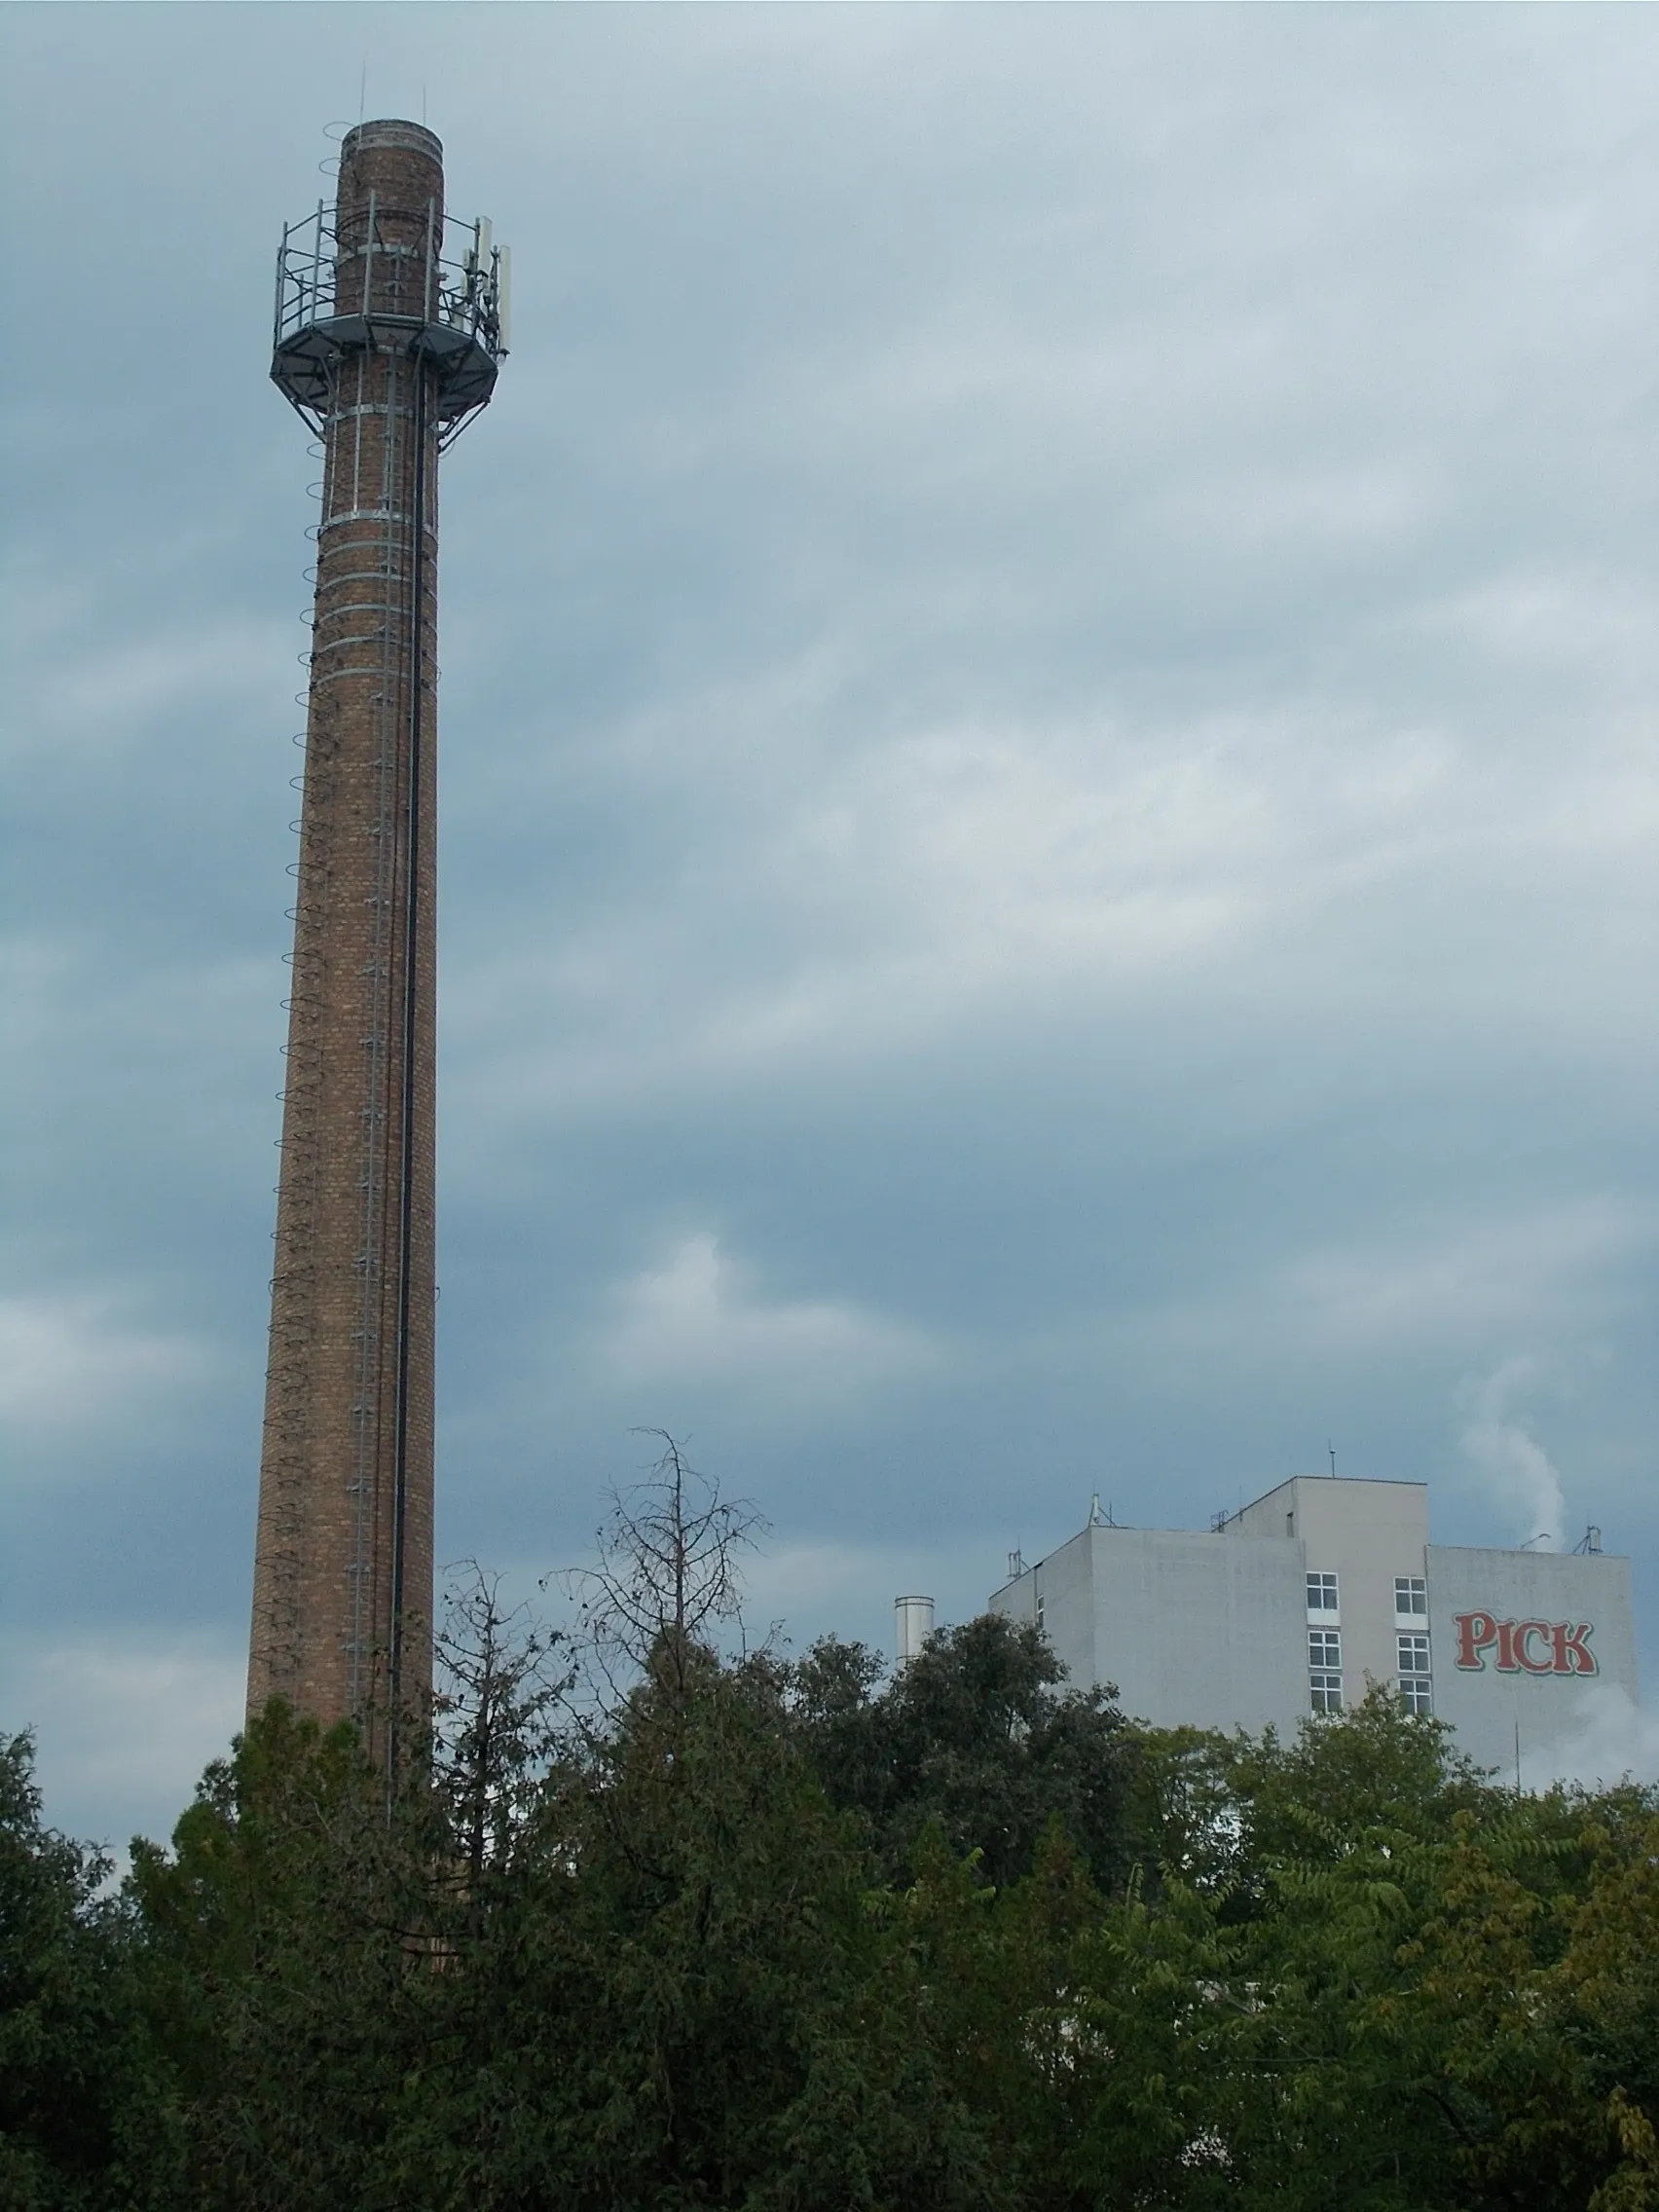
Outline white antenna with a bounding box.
[494,242,512,350]
[475,215,494,268]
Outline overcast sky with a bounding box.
[3,3,1656,1852]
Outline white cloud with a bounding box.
[1434,570,1659,680]
[2,1631,243,1857]
[0,1290,208,1452]
[596,1232,939,1409]
[3,618,293,765]
[1521,1682,1659,1793]
[6,3,1658,1856]
[1276,1202,1653,1358]
[453,697,1488,1120]
[1459,1356,1569,1553]
[1082,1200,1653,1387]
[1165,459,1443,553]
[743,1529,1023,1666]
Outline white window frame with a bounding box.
[1309,1672,1344,1714]
[1307,1571,1340,1619]
[1394,1576,1428,1621]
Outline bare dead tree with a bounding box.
[553,1431,769,1713]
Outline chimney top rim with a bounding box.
[343,119,444,163]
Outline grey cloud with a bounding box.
[3,4,1655,1847]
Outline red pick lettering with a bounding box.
[1551,1622,1598,1676]
[1455,1611,1497,1670]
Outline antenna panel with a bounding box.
[495,243,512,350]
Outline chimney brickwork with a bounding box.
[250,121,484,1763]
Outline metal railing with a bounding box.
[275,202,511,362]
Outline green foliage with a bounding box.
[1107,1692,1659,2209]
[126,1702,446,2209]
[0,1731,174,2209]
[6,1637,1656,2209]
[416,1639,998,2209]
[790,1612,1139,1890]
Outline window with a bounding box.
[1309,1623,1343,1712]
[1396,1627,1431,1715]
[1307,1572,1339,1616]
[1394,1576,1427,1619]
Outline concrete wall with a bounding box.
[989,1481,1640,1779]
[992,1528,1094,1689]
[1427,1546,1639,1779]
[1233,1478,1429,1700]
[992,1523,1308,1736]
[1037,1526,1096,1691]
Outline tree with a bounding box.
[127,1703,445,2211]
[1096,1697,1659,2211]
[433,1562,570,1906]
[557,1429,767,1710]
[791,1613,1139,1891]
[29,1481,1652,2212]
[368,1451,1002,2207]
[417,1644,1002,2209]
[0,1730,173,2209]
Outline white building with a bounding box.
[988,1476,1639,1778]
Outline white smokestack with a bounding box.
[894,1594,935,1668]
